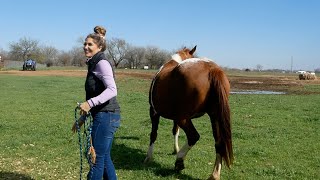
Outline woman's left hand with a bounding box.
[79,101,91,115]
[71,120,84,133]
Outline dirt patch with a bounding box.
[0,70,155,79]
[1,70,319,94]
[116,71,154,79]
[0,70,88,77]
[229,75,320,94]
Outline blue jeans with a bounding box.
[87,111,120,180]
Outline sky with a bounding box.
[1,0,319,71]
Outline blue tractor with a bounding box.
[23,59,36,71]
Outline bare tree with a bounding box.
[0,48,8,60]
[125,45,146,69]
[0,48,6,69]
[57,51,72,66]
[70,47,86,66]
[9,37,39,61]
[41,46,59,67]
[256,64,263,71]
[105,38,128,68]
[145,46,171,69]
[77,36,85,46]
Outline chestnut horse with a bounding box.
[144,46,233,180]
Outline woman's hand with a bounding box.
[79,101,91,115]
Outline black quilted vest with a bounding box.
[85,52,120,115]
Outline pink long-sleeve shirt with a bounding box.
[86,60,117,108]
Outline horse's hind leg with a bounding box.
[175,119,200,172]
[208,113,223,180]
[144,106,160,163]
[172,121,180,154]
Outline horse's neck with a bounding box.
[154,60,180,79]
[164,60,179,69]
[158,60,176,74]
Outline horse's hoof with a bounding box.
[172,147,179,155]
[144,157,152,164]
[174,159,185,172]
[207,175,220,180]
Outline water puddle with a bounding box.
[231,90,286,95]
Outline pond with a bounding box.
[230,90,286,95]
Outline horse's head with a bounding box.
[178,46,197,60]
[172,46,197,63]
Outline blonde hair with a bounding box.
[86,26,107,51]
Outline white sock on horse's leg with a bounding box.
[210,153,222,180]
[174,128,180,153]
[177,142,192,160]
[144,143,154,163]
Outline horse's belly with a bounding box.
[153,96,205,120]
[150,72,208,119]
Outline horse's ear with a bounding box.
[190,45,197,55]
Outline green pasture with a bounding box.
[0,72,319,180]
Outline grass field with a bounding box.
[0,71,319,180]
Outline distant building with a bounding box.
[296,70,306,74]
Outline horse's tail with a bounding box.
[210,67,233,168]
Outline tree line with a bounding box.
[0,37,178,69]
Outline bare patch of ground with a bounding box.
[0,70,87,77]
[1,70,319,94]
[229,75,320,94]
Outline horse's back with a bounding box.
[176,58,226,90]
[150,58,224,119]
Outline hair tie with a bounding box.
[95,33,105,40]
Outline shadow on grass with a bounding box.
[113,136,199,180]
[0,171,35,180]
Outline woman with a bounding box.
[73,26,120,180]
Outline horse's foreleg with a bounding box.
[144,107,160,163]
[172,121,180,154]
[175,119,200,172]
[175,142,191,171]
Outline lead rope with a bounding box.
[74,105,94,180]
